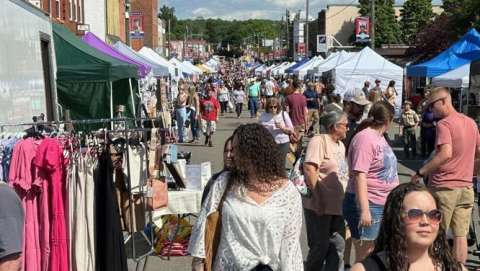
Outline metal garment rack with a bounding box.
[0,116,172,269]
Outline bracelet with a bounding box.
[416,169,424,178]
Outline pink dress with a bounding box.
[34,138,69,271]
[9,138,45,271]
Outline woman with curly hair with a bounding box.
[189,123,303,271]
[351,182,466,271]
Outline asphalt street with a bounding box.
[128,110,480,271]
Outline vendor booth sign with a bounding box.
[355,16,370,43]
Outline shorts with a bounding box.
[201,120,217,134]
[430,186,474,237]
[343,193,383,240]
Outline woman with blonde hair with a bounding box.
[259,97,295,161]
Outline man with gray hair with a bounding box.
[411,87,480,263]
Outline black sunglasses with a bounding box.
[428,97,446,110]
[402,208,442,224]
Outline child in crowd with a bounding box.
[401,101,420,158]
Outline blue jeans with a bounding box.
[248,97,258,117]
[175,107,187,143]
[188,108,199,140]
[343,193,384,240]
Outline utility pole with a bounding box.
[371,0,375,49]
[125,0,131,46]
[167,19,171,58]
[183,24,188,60]
[305,0,309,57]
[286,9,290,58]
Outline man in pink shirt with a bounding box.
[412,87,480,263]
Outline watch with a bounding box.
[416,169,424,178]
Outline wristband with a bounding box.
[416,169,424,178]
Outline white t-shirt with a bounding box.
[265,80,275,96]
[218,87,230,102]
[259,111,293,144]
[232,90,246,104]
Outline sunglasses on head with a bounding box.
[402,208,442,224]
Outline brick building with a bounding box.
[27,0,85,35]
[130,0,158,51]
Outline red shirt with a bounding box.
[200,97,220,121]
[286,93,307,126]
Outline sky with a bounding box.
[159,0,443,21]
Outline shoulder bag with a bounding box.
[281,111,300,144]
[203,183,230,271]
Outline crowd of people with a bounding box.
[183,58,479,271]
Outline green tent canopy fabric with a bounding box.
[53,23,139,122]
[53,23,138,81]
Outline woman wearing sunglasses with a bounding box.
[259,97,295,161]
[351,182,466,271]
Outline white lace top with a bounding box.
[188,172,304,271]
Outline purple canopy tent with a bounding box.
[82,32,151,77]
[82,32,152,117]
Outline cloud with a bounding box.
[219,10,272,20]
[192,7,214,17]
[265,0,304,8]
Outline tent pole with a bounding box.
[129,78,136,118]
[110,81,114,129]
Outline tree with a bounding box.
[407,13,457,60]
[408,0,480,61]
[158,5,177,38]
[442,0,480,35]
[359,0,401,47]
[400,0,434,45]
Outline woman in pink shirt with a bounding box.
[343,101,399,263]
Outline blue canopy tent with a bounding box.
[407,28,480,77]
[285,58,310,74]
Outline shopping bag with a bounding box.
[288,151,311,197]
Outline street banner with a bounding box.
[355,16,370,43]
[130,12,144,40]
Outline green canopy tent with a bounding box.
[53,23,139,123]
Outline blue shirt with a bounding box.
[303,89,319,109]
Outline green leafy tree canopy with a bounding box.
[400,0,434,45]
[359,0,401,47]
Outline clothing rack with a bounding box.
[0,116,169,131]
[0,116,169,267]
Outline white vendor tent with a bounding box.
[294,56,324,79]
[170,57,198,76]
[269,62,288,75]
[310,50,355,75]
[333,47,404,111]
[113,42,169,77]
[183,61,203,74]
[432,63,470,88]
[138,47,178,77]
[273,62,296,76]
